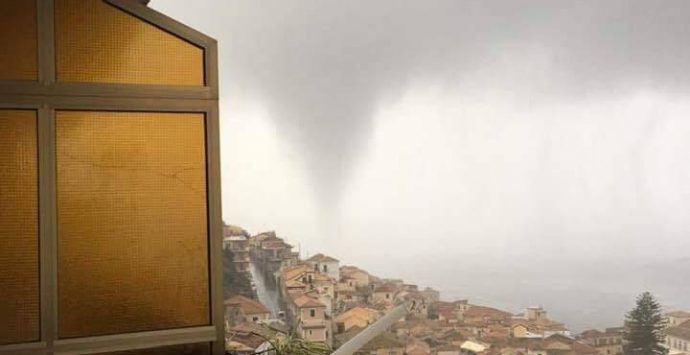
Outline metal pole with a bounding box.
[330,300,413,355]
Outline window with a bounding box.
[56,111,209,338]
[55,0,204,85]
[0,1,219,354]
[386,293,390,299]
[253,317,259,322]
[310,309,316,317]
[323,264,328,272]
[0,110,39,345]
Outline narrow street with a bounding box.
[249,260,282,318]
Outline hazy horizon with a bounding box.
[154,0,690,331]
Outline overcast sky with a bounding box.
[153,1,690,325]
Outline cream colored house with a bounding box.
[372,283,397,304]
[341,265,371,288]
[293,295,330,345]
[665,320,690,354]
[224,295,271,326]
[579,329,624,355]
[667,311,690,328]
[334,306,380,333]
[512,323,543,338]
[306,253,340,281]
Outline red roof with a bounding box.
[293,295,325,308]
[464,305,512,320]
[224,295,270,315]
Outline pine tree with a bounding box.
[624,292,668,355]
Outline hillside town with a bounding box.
[221,224,690,355]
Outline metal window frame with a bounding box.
[0,0,223,354]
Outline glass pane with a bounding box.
[55,0,204,86]
[56,111,209,338]
[95,342,210,355]
[0,110,39,345]
[0,0,38,81]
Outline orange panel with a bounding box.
[56,111,209,338]
[55,0,204,85]
[0,0,38,81]
[0,110,39,345]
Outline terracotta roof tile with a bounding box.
[293,295,325,308]
[224,295,270,315]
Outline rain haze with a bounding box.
[153,1,690,331]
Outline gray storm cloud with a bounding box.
[152,0,690,330]
[154,0,690,214]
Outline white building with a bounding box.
[306,253,340,281]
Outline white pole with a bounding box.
[330,300,413,355]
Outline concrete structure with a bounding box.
[372,283,397,305]
[341,266,371,288]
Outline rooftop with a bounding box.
[464,304,513,320]
[667,311,690,318]
[293,295,325,308]
[666,320,690,341]
[224,295,270,315]
[306,253,339,263]
[358,332,405,351]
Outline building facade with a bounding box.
[579,329,624,355]
[666,320,690,355]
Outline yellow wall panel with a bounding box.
[56,111,210,338]
[55,0,204,86]
[0,110,39,345]
[0,0,38,81]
